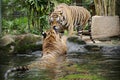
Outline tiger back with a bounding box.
[4,28,67,79]
[49,3,95,43]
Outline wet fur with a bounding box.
[4,29,67,79]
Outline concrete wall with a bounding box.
[91,16,120,39]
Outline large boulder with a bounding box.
[91,16,120,39]
[0,34,42,54]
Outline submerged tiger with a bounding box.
[49,3,95,43]
[4,28,67,79]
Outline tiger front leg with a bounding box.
[88,18,95,43]
[68,25,74,36]
[77,25,83,39]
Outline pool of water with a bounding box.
[0,45,120,80]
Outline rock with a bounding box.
[84,45,101,52]
[67,36,86,44]
[0,34,42,54]
[0,35,16,54]
[0,35,16,46]
[91,16,120,39]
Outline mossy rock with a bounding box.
[58,74,105,80]
[14,42,42,54]
[0,34,42,54]
[84,45,102,52]
[57,63,105,80]
[0,35,15,46]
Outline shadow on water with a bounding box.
[0,43,120,80]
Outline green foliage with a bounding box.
[56,0,72,4]
[2,17,28,35]
[2,0,72,35]
[2,0,93,35]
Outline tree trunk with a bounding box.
[94,0,116,16]
[116,0,120,19]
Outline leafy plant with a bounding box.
[2,17,28,35]
[2,0,73,35]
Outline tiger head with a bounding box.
[49,11,67,33]
[42,27,61,41]
[42,28,67,56]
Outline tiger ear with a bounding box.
[41,31,47,38]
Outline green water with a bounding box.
[0,46,120,80]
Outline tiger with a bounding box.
[4,28,67,79]
[49,3,95,43]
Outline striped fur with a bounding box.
[4,29,67,79]
[49,3,95,43]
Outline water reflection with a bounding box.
[0,46,120,80]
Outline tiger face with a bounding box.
[49,11,67,33]
[49,11,63,24]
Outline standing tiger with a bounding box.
[49,3,95,43]
[4,28,67,79]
